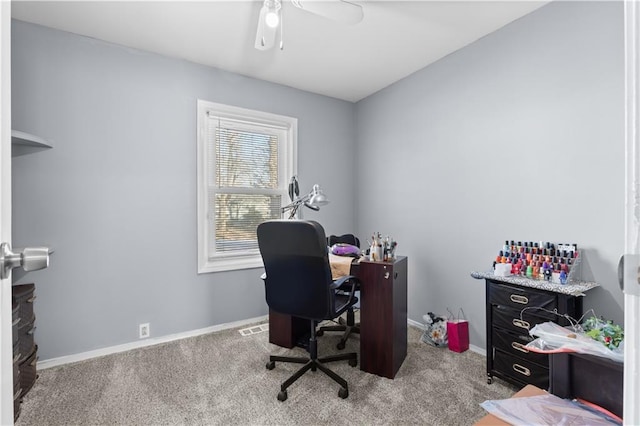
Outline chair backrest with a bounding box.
[257,220,335,320]
[327,234,360,248]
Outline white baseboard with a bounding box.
[37,315,269,370]
[407,318,425,329]
[407,318,486,356]
[39,315,486,370]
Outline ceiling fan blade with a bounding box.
[291,0,363,25]
[254,4,278,50]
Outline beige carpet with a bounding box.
[16,324,517,425]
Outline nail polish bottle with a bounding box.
[559,270,568,284]
[542,261,551,281]
[552,265,561,283]
[526,264,533,277]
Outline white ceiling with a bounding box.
[11,0,548,102]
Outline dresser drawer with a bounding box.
[492,305,549,335]
[12,284,35,322]
[489,281,556,314]
[18,346,38,398]
[493,348,549,389]
[492,328,548,367]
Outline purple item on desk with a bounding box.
[330,243,361,257]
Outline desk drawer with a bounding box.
[493,349,549,389]
[492,328,548,367]
[489,281,556,314]
[492,305,549,335]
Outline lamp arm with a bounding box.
[281,193,310,214]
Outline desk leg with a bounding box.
[268,309,307,348]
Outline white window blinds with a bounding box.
[208,120,283,255]
[197,100,297,273]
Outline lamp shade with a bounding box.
[308,184,329,207]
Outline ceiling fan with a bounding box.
[254,0,364,51]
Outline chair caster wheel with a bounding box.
[316,330,324,336]
[277,390,288,402]
[311,364,317,372]
[487,378,492,384]
[348,358,357,367]
[338,387,349,399]
[337,341,346,350]
[266,361,275,370]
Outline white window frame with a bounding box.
[197,100,297,273]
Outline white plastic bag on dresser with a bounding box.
[525,321,624,363]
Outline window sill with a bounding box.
[198,256,264,274]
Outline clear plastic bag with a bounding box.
[480,393,620,425]
[525,321,624,363]
[421,312,447,347]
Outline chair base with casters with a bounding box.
[317,307,360,350]
[266,320,358,401]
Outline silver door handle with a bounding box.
[0,242,49,279]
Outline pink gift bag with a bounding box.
[447,309,469,353]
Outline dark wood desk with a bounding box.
[269,256,408,379]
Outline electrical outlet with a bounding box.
[139,323,150,339]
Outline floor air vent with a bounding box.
[239,323,269,336]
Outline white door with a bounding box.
[0,2,12,424]
[624,2,640,424]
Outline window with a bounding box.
[197,100,297,273]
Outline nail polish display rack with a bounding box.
[493,241,582,284]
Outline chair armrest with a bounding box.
[330,274,359,289]
[260,272,266,281]
[331,275,359,305]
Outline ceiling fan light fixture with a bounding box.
[264,0,281,28]
[265,11,279,28]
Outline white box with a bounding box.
[494,263,512,277]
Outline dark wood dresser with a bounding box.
[472,272,598,389]
[486,278,583,388]
[12,283,38,420]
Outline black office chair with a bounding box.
[319,234,361,350]
[257,220,360,401]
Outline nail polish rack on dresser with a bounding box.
[471,240,599,389]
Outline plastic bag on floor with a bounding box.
[421,312,447,347]
[480,393,620,425]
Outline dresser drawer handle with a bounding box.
[27,326,36,335]
[12,318,20,327]
[13,352,21,363]
[30,356,39,367]
[27,295,36,303]
[509,294,529,304]
[511,342,529,353]
[512,363,531,377]
[14,389,22,400]
[512,319,530,330]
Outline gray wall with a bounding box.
[355,1,625,348]
[12,0,626,360]
[11,20,357,360]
